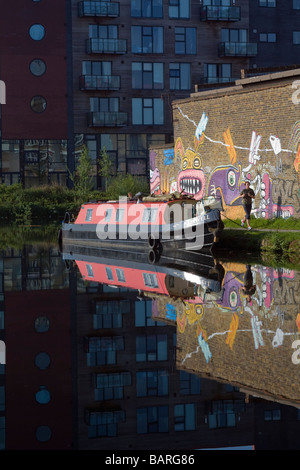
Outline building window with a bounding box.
[264,409,281,421]
[93,299,130,328]
[36,426,52,442]
[132,62,164,89]
[86,410,125,438]
[90,97,119,112]
[30,96,47,113]
[169,0,190,18]
[259,32,276,42]
[169,63,191,89]
[259,0,276,6]
[82,60,111,75]
[136,334,168,361]
[29,24,45,40]
[175,27,196,54]
[174,404,196,431]
[131,26,164,53]
[137,406,169,433]
[293,31,300,44]
[30,59,46,76]
[34,352,50,370]
[35,386,51,404]
[204,63,232,83]
[131,0,163,17]
[86,336,124,366]
[221,28,247,42]
[132,98,164,125]
[203,0,231,4]
[94,372,131,400]
[208,401,237,428]
[135,299,164,326]
[180,371,201,395]
[293,0,300,9]
[136,371,169,397]
[34,316,50,333]
[89,24,118,39]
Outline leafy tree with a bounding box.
[98,146,114,191]
[106,172,149,199]
[68,145,94,199]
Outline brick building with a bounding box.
[150,68,300,220]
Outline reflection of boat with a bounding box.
[62,243,224,301]
[60,194,224,260]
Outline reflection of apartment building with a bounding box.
[75,279,255,450]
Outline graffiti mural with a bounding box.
[150,82,300,220]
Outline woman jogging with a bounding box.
[240,181,255,230]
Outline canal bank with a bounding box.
[215,226,300,269]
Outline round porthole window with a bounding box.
[29,24,45,41]
[35,316,50,333]
[36,425,52,443]
[36,386,51,404]
[35,352,50,370]
[30,96,47,113]
[30,59,46,77]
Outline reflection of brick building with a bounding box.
[5,289,72,450]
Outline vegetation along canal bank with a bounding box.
[0,183,299,269]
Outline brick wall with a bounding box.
[150,70,300,220]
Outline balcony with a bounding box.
[218,42,257,57]
[80,75,120,90]
[86,38,127,54]
[88,111,128,127]
[200,6,241,21]
[78,1,119,17]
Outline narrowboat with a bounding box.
[60,193,224,262]
[62,245,224,302]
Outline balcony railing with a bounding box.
[218,42,258,57]
[80,75,120,90]
[86,38,127,54]
[88,111,128,127]
[200,6,241,21]
[78,1,119,17]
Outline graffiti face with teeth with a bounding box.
[175,138,205,200]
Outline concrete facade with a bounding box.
[150,69,300,220]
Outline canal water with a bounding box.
[1,228,300,450]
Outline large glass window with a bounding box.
[180,371,201,395]
[259,32,276,42]
[132,62,164,89]
[136,334,168,361]
[132,98,164,125]
[175,27,196,54]
[169,63,190,90]
[293,0,300,8]
[135,299,164,326]
[204,63,232,83]
[132,26,164,53]
[136,371,169,396]
[203,0,230,4]
[169,0,190,18]
[137,406,169,433]
[221,28,247,42]
[174,404,196,431]
[90,97,119,112]
[259,0,276,6]
[89,24,118,39]
[131,0,163,17]
[82,60,111,75]
[293,31,300,44]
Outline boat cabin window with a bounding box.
[116,208,125,222]
[105,208,112,221]
[116,268,125,282]
[86,264,94,277]
[85,208,93,222]
[143,272,159,288]
[105,267,114,281]
[142,208,158,223]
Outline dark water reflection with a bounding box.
[1,235,300,450]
